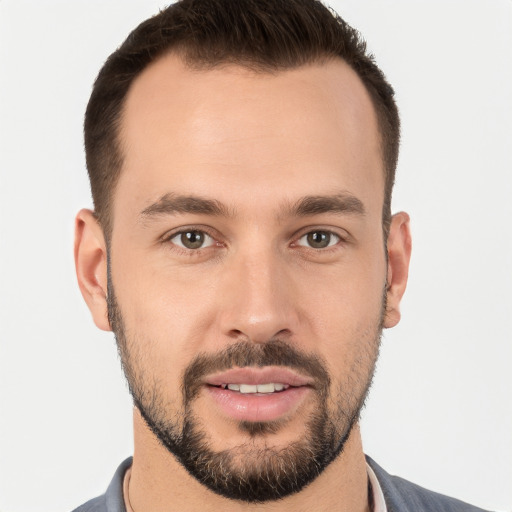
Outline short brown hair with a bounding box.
[84,0,400,237]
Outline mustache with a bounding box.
[182,339,331,403]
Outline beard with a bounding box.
[107,281,383,503]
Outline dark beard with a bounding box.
[137,401,352,503]
[107,278,381,502]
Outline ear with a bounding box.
[383,212,412,328]
[74,209,111,331]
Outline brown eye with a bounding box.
[171,230,213,250]
[298,231,339,249]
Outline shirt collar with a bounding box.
[367,461,388,512]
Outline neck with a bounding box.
[128,408,370,512]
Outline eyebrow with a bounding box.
[139,191,365,221]
[289,193,366,218]
[140,193,232,219]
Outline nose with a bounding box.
[218,247,299,344]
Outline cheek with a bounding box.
[298,254,386,369]
[317,289,382,413]
[313,298,382,384]
[301,252,386,326]
[111,252,222,371]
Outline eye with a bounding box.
[296,230,340,249]
[169,230,215,250]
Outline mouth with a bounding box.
[215,382,290,394]
[203,367,313,423]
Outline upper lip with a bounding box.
[204,366,314,387]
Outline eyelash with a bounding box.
[162,226,221,254]
[161,226,348,255]
[294,230,342,250]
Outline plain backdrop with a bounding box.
[0,1,511,511]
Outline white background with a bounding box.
[0,1,511,511]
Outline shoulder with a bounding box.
[366,456,493,512]
[71,495,107,512]
[70,457,132,512]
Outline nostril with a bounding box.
[227,329,247,340]
[226,328,293,345]
[274,328,292,339]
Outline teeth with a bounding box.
[240,384,258,393]
[221,383,289,394]
[256,383,275,393]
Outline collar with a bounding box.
[367,461,388,512]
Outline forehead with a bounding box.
[116,54,383,219]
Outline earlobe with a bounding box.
[383,212,412,329]
[74,209,111,331]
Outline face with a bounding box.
[77,54,410,502]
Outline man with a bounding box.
[72,1,490,511]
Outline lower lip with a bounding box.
[205,385,310,422]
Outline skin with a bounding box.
[75,54,411,512]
